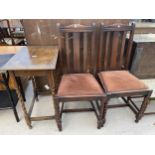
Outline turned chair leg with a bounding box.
[98,98,108,129]
[135,91,152,123]
[54,98,62,131]
[60,102,64,119]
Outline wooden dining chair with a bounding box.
[97,23,152,127]
[54,23,106,131]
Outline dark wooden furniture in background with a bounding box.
[1,46,59,128]
[0,19,25,45]
[97,23,152,127]
[134,22,155,34]
[22,19,129,93]
[54,23,106,131]
[0,19,15,45]
[0,54,19,122]
[130,34,155,79]
[0,27,7,45]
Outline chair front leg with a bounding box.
[135,91,152,123]
[54,98,62,131]
[15,77,26,102]
[98,98,108,129]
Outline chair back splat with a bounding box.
[57,23,97,74]
[98,23,135,72]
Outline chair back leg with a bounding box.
[135,90,153,122]
[54,98,62,131]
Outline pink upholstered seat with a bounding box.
[57,73,104,97]
[98,70,148,93]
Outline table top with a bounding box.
[0,54,14,68]
[0,54,15,73]
[0,46,23,55]
[1,46,59,71]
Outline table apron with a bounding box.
[10,70,53,77]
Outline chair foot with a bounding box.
[135,115,141,123]
[135,117,140,123]
[97,119,105,129]
[58,127,62,131]
[28,125,33,129]
[36,96,39,102]
[57,122,62,131]
[135,120,139,123]
[97,122,101,129]
[16,117,20,122]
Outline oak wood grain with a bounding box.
[1,46,59,71]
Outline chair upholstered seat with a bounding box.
[57,73,104,97]
[98,70,148,93]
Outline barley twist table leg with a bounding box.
[47,70,59,129]
[10,71,32,129]
[47,71,55,96]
